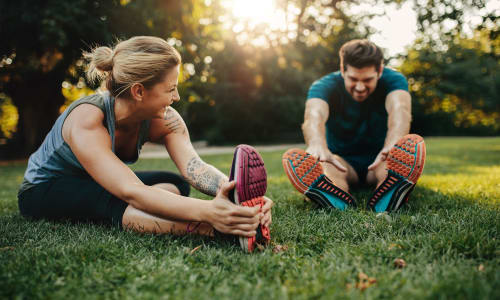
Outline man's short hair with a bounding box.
[339,39,383,71]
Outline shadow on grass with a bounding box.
[278,184,499,261]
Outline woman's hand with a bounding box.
[261,196,273,228]
[207,181,261,237]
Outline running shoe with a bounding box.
[282,149,356,210]
[368,134,426,212]
[229,144,270,252]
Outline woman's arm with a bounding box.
[149,107,273,228]
[150,107,228,196]
[63,104,259,236]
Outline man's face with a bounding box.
[341,64,382,102]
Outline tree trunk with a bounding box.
[8,74,65,156]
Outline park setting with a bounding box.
[1,0,499,299]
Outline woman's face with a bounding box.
[142,65,180,119]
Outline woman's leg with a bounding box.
[122,170,214,235]
[18,176,128,226]
[134,171,190,196]
[122,205,214,236]
[18,172,212,236]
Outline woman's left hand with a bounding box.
[261,196,273,228]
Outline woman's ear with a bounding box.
[130,83,145,102]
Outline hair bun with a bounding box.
[92,47,114,72]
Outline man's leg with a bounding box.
[367,134,426,212]
[282,149,356,209]
[366,160,387,187]
[321,154,359,192]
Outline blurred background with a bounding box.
[0,0,498,159]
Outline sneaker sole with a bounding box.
[231,145,269,252]
[282,149,355,209]
[282,148,323,194]
[369,134,426,212]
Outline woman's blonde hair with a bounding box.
[84,36,181,97]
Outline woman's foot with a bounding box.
[229,144,270,252]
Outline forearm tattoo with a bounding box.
[186,157,226,196]
[164,108,186,135]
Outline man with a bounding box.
[282,39,426,212]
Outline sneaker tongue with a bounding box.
[228,149,238,203]
[229,149,237,181]
[255,226,264,243]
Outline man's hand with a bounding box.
[368,145,392,171]
[208,181,261,237]
[306,145,347,172]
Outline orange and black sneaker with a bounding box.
[282,148,356,210]
[228,144,270,252]
[368,134,426,212]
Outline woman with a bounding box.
[17,36,272,252]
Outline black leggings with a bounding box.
[18,171,190,228]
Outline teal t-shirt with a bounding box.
[307,67,408,158]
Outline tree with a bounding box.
[394,0,500,135]
[0,0,183,156]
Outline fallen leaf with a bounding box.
[256,243,265,251]
[272,244,289,253]
[478,264,484,272]
[394,258,407,268]
[345,283,352,290]
[189,245,202,254]
[388,243,402,250]
[354,272,377,291]
[358,272,368,281]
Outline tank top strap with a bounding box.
[102,93,116,153]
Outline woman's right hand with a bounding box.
[206,181,261,237]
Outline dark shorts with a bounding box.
[341,154,378,185]
[18,171,190,229]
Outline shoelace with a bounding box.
[311,175,355,205]
[241,197,270,244]
[368,173,401,207]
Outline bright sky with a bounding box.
[350,2,417,58]
[222,0,418,58]
[221,0,500,59]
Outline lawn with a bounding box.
[1,137,499,299]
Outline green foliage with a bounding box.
[1,137,499,298]
[1,0,499,156]
[401,27,500,135]
[0,0,185,154]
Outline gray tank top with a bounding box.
[19,92,151,194]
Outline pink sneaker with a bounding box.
[229,145,270,252]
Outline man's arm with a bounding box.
[368,90,412,170]
[302,98,347,172]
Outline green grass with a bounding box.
[1,137,499,299]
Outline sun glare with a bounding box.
[230,0,274,22]
[222,0,287,30]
